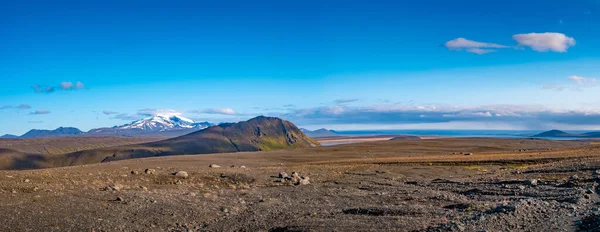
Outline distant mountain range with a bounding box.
[0,134,19,139]
[2,115,214,139]
[300,128,339,137]
[0,116,320,169]
[533,129,600,138]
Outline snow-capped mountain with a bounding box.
[115,115,212,131]
[87,115,214,138]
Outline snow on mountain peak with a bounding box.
[116,114,209,131]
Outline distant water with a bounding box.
[332,130,594,140]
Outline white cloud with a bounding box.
[512,32,575,52]
[192,108,237,115]
[569,75,597,85]
[445,38,508,54]
[60,82,74,89]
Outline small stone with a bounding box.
[175,180,183,185]
[463,152,473,156]
[230,165,238,168]
[209,164,221,168]
[518,185,526,190]
[140,186,148,191]
[23,179,30,183]
[11,190,17,194]
[291,172,300,178]
[569,175,579,181]
[240,166,247,169]
[221,207,229,213]
[116,196,124,202]
[131,170,140,175]
[144,169,156,175]
[525,179,538,186]
[302,176,310,181]
[108,183,123,191]
[586,187,594,194]
[278,172,289,178]
[174,171,189,179]
[298,179,310,185]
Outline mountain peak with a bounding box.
[115,115,209,132]
[20,127,84,139]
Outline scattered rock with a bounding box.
[570,175,579,181]
[299,178,310,185]
[291,172,300,178]
[240,166,247,169]
[525,179,538,186]
[23,179,30,183]
[278,172,289,179]
[144,169,156,175]
[209,164,221,168]
[463,152,473,156]
[221,207,229,213]
[274,171,310,185]
[175,180,183,185]
[174,171,189,179]
[104,183,123,191]
[140,186,148,192]
[131,170,140,175]
[11,190,17,194]
[230,165,238,168]
[518,185,526,190]
[116,196,124,202]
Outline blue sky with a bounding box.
[2,0,600,135]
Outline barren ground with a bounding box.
[1,138,600,231]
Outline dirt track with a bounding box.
[1,138,600,231]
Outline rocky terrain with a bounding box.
[0,138,599,231]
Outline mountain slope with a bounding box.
[20,127,84,139]
[9,116,319,169]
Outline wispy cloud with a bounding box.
[111,109,183,120]
[513,33,576,52]
[542,84,566,92]
[1,104,32,110]
[32,81,86,93]
[102,110,119,115]
[190,108,237,115]
[333,99,359,104]
[444,38,508,54]
[542,75,597,92]
[446,32,576,54]
[30,110,50,115]
[569,75,597,86]
[60,81,85,90]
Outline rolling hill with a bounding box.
[533,130,600,138]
